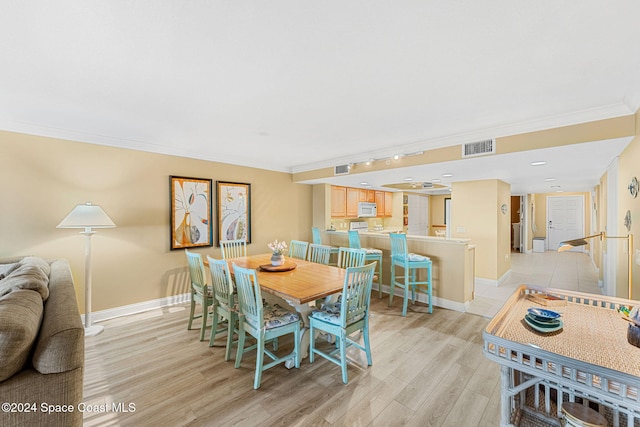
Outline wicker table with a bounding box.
[483,285,640,427]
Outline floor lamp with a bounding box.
[558,232,633,299]
[57,202,116,336]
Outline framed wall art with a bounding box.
[170,176,213,250]
[216,181,251,244]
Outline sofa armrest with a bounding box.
[32,260,84,374]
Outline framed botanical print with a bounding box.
[216,181,251,244]
[170,176,213,250]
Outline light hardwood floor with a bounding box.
[83,296,501,426]
[84,252,598,426]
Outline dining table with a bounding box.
[225,253,347,365]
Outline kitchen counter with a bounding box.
[324,230,475,312]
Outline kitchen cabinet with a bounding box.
[375,191,385,217]
[332,186,391,218]
[346,187,359,217]
[359,189,375,202]
[384,191,393,216]
[331,186,346,217]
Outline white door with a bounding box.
[547,196,584,252]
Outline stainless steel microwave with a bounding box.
[358,202,377,218]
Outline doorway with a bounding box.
[546,195,585,252]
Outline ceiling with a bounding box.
[1,1,639,194]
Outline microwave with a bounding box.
[358,202,377,218]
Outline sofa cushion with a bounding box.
[0,289,44,382]
[32,259,85,374]
[0,256,50,300]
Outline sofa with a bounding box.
[0,256,84,427]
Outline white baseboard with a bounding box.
[381,284,466,313]
[87,282,472,324]
[82,293,191,324]
[474,269,512,288]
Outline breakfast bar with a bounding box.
[326,229,475,312]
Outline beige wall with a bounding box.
[0,130,313,314]
[616,108,640,299]
[450,179,510,281]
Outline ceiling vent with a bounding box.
[421,182,433,188]
[334,164,350,176]
[462,139,495,158]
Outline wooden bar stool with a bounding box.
[561,402,607,427]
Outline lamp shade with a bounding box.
[57,202,116,229]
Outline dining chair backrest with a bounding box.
[339,262,376,327]
[312,227,322,245]
[220,239,247,259]
[337,247,366,269]
[206,256,235,308]
[389,233,409,261]
[185,250,207,292]
[232,264,263,330]
[307,243,331,265]
[347,230,363,250]
[288,240,309,260]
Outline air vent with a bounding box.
[421,182,433,188]
[462,139,495,158]
[334,164,350,176]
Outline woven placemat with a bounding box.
[495,297,640,377]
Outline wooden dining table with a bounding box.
[225,253,347,364]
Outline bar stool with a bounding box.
[348,230,383,298]
[561,402,607,427]
[389,233,432,316]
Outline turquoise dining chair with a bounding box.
[312,227,339,263]
[185,250,214,341]
[220,239,247,259]
[337,247,366,269]
[348,230,383,298]
[206,256,239,360]
[307,243,332,265]
[288,240,309,260]
[232,264,301,389]
[309,261,376,384]
[318,247,366,307]
[389,233,432,316]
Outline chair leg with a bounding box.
[187,292,196,330]
[377,257,383,299]
[234,326,246,369]
[389,265,396,307]
[224,315,235,361]
[294,324,301,369]
[428,265,433,314]
[339,332,348,384]
[411,269,417,303]
[309,323,315,363]
[254,337,265,389]
[209,308,219,347]
[200,302,209,341]
[402,268,410,317]
[363,323,372,366]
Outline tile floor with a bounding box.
[466,250,601,318]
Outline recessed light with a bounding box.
[544,178,556,182]
[393,154,401,160]
[530,161,547,166]
[360,182,368,186]
[431,179,441,183]
[442,173,453,178]
[403,177,413,181]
